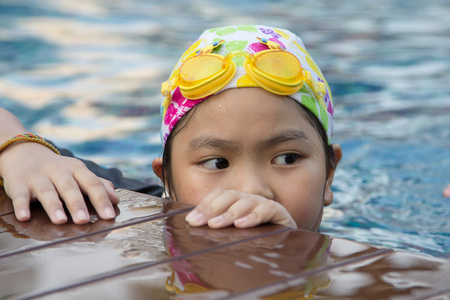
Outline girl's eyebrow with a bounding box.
[262,129,310,146]
[188,137,240,152]
[188,130,310,153]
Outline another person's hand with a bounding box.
[0,142,119,225]
[185,188,297,229]
[444,184,450,198]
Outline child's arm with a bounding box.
[0,108,119,224]
[184,188,297,229]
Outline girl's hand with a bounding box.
[0,142,119,225]
[185,188,297,229]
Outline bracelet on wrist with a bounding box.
[0,133,60,186]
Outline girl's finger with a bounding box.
[74,168,116,221]
[50,173,91,224]
[207,196,263,228]
[235,201,297,229]
[186,188,244,226]
[193,187,227,210]
[10,189,32,222]
[100,178,120,205]
[30,178,68,225]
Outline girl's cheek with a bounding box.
[283,185,324,230]
[174,180,211,205]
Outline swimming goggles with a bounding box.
[161,38,325,108]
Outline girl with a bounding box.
[151,25,342,231]
[0,25,343,231]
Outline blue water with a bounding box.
[1,0,449,258]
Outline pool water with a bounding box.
[1,0,449,258]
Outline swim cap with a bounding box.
[160,25,333,146]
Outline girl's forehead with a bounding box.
[179,88,322,146]
[197,88,296,117]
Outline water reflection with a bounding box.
[162,212,449,299]
[164,213,331,298]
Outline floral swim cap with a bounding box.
[160,25,334,146]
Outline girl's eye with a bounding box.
[201,158,230,170]
[272,154,299,165]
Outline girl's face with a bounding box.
[155,88,340,230]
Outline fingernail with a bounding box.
[191,212,205,225]
[18,210,29,220]
[104,207,115,219]
[235,216,248,226]
[209,215,224,226]
[55,210,67,222]
[186,210,198,222]
[76,210,89,222]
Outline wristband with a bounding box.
[0,133,60,186]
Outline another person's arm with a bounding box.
[0,108,119,224]
[444,184,450,198]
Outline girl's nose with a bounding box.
[230,166,275,200]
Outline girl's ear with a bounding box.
[324,144,342,206]
[152,157,164,181]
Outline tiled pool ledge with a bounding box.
[1,189,448,299]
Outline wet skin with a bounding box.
[153,88,341,231]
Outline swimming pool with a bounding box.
[1,0,449,258]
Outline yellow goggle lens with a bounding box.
[179,54,236,99]
[180,55,225,88]
[254,51,302,80]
